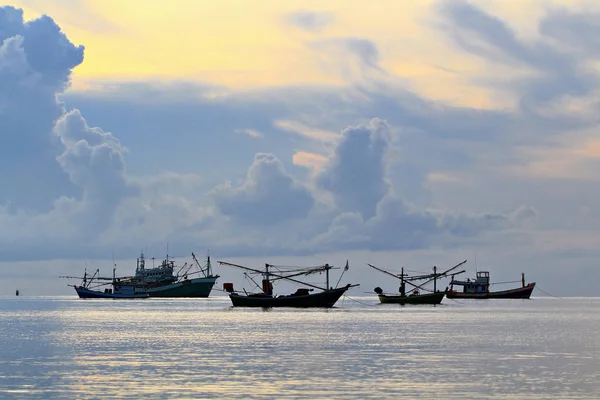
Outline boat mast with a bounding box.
[192,252,210,277]
[400,267,405,297]
[325,264,330,290]
[263,263,272,295]
[433,266,437,292]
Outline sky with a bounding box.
[1,0,599,296]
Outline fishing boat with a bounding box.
[62,268,149,299]
[446,271,535,299]
[217,260,358,308]
[368,260,467,305]
[61,251,219,299]
[126,252,219,298]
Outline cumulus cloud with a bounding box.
[0,4,555,266]
[0,7,197,259]
[0,107,137,256]
[0,6,84,211]
[213,153,315,225]
[54,109,136,206]
[310,194,535,252]
[316,118,391,219]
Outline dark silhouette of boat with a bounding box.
[447,271,535,299]
[229,286,353,308]
[374,287,447,305]
[368,260,467,305]
[218,260,358,308]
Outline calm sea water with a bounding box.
[0,295,599,399]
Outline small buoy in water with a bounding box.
[15,289,19,296]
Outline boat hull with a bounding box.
[378,291,446,305]
[229,286,350,308]
[447,283,535,299]
[74,286,149,299]
[145,276,218,298]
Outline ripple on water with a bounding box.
[0,297,599,399]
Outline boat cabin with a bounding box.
[134,253,176,284]
[450,271,490,294]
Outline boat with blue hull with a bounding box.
[63,268,149,299]
[61,252,219,299]
[74,284,149,299]
[218,260,358,308]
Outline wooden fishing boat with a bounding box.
[375,289,447,305]
[446,271,535,299]
[73,284,149,299]
[369,260,467,305]
[218,260,358,308]
[63,268,149,299]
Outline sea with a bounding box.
[1,295,599,399]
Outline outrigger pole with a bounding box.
[334,260,349,289]
[368,260,467,293]
[217,261,352,292]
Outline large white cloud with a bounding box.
[0,6,84,211]
[2,1,599,290]
[0,7,200,260]
[316,118,391,219]
[213,153,315,225]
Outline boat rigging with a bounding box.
[218,260,358,308]
[60,250,219,299]
[368,260,467,305]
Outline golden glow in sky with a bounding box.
[9,0,589,107]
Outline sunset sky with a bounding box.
[2,0,599,295]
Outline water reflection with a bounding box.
[1,297,599,398]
